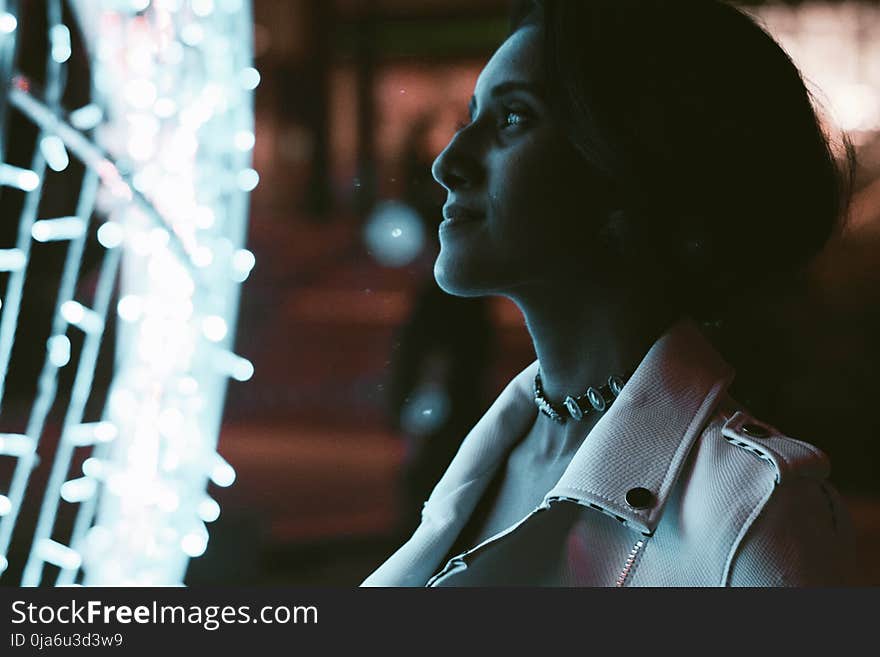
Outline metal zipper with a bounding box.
[547,496,652,587]
[426,497,650,587]
[616,539,646,587]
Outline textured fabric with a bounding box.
[361,319,855,587]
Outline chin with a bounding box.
[433,253,507,299]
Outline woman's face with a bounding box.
[431,26,603,298]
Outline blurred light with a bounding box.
[109,388,138,417]
[0,12,17,34]
[180,530,208,557]
[69,104,103,131]
[61,301,103,333]
[12,0,258,588]
[240,67,260,90]
[400,383,451,437]
[233,130,255,151]
[32,217,85,242]
[50,25,72,63]
[157,489,179,513]
[833,83,880,132]
[158,407,184,436]
[69,422,118,447]
[132,169,157,193]
[61,301,83,324]
[219,0,243,12]
[210,349,254,382]
[236,168,259,191]
[0,434,33,457]
[194,206,215,229]
[149,227,170,250]
[153,97,177,118]
[40,135,70,172]
[178,376,198,395]
[180,24,204,46]
[197,497,220,522]
[83,525,112,555]
[231,248,255,282]
[36,539,81,570]
[0,495,11,516]
[81,457,105,479]
[201,315,227,342]
[0,249,26,272]
[60,477,97,503]
[192,0,215,17]
[0,164,40,191]
[192,246,213,268]
[47,335,71,367]
[127,133,156,160]
[123,79,158,109]
[209,454,235,487]
[97,221,124,249]
[94,422,117,442]
[363,201,425,267]
[117,295,143,322]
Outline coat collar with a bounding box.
[362,318,735,585]
[430,317,736,532]
[544,318,735,534]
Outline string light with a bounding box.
[31,217,85,242]
[0,164,40,191]
[39,135,70,172]
[69,104,103,131]
[47,335,71,368]
[0,249,26,272]
[0,0,257,586]
[96,221,124,249]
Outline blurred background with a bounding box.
[206,0,880,585]
[5,0,878,586]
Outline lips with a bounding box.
[442,203,485,224]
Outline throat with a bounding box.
[522,412,596,463]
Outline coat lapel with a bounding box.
[361,318,735,585]
[545,319,735,535]
[361,360,539,586]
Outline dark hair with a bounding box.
[510,0,854,318]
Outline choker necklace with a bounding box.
[533,369,631,424]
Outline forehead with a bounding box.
[473,26,542,97]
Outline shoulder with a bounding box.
[690,403,855,586]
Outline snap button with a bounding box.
[625,487,654,509]
[741,423,770,439]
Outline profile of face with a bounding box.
[431,26,610,300]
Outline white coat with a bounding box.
[362,319,855,586]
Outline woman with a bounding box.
[363,0,856,586]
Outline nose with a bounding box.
[431,130,483,192]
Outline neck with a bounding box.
[512,284,675,406]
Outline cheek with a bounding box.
[492,142,588,244]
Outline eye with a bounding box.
[499,108,530,131]
[454,107,530,136]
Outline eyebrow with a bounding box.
[468,81,545,119]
